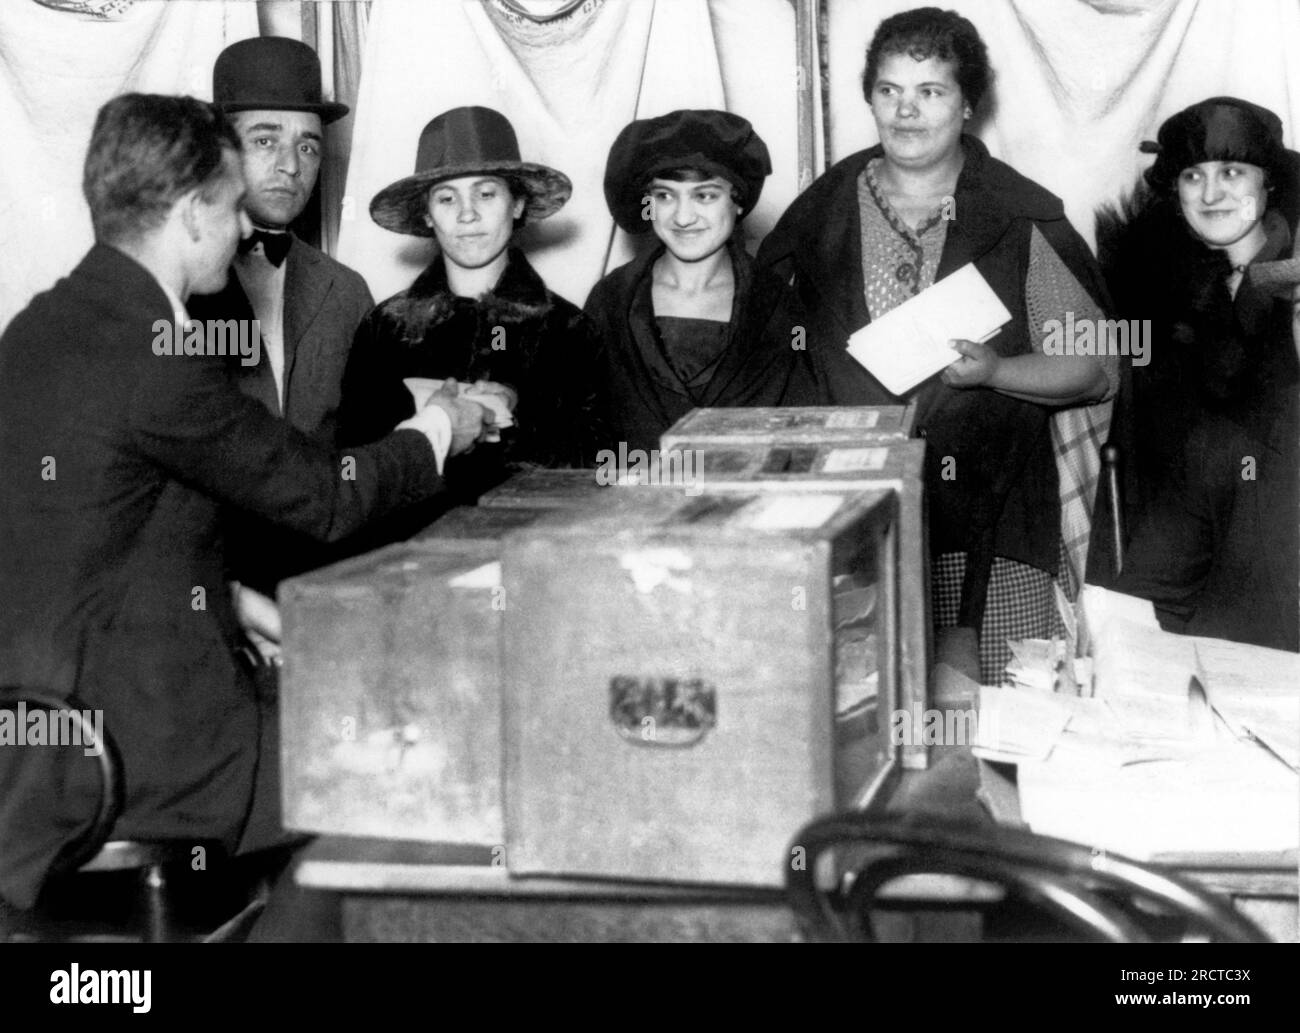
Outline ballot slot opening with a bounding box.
[761,446,818,475]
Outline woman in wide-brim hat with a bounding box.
[337,105,606,530]
[1089,95,1300,585]
[583,108,818,456]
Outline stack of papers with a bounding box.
[1192,637,1300,771]
[972,686,1073,764]
[1018,743,1298,859]
[1003,638,1067,694]
[989,588,1299,859]
[846,263,1012,396]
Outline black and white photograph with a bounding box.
[0,0,1296,996]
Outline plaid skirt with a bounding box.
[932,552,1064,685]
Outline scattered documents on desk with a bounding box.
[1017,742,1298,859]
[1004,638,1069,694]
[846,263,1012,395]
[403,377,515,442]
[993,586,1299,859]
[1192,637,1300,771]
[1075,583,1158,659]
[971,686,1071,763]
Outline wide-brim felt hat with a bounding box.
[1141,96,1286,194]
[603,109,772,234]
[214,36,349,125]
[370,106,572,235]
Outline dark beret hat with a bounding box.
[603,109,772,234]
[1141,96,1286,193]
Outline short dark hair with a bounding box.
[862,7,991,111]
[641,167,746,208]
[82,93,241,245]
[501,174,529,230]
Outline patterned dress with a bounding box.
[857,158,1117,683]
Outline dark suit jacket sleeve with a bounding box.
[128,349,442,543]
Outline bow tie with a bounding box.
[238,229,292,267]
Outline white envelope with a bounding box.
[846,263,1012,396]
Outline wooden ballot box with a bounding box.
[658,439,931,770]
[477,468,612,509]
[502,488,900,888]
[279,539,507,846]
[410,504,555,551]
[476,467,699,512]
[659,403,916,450]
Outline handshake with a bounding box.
[405,377,517,457]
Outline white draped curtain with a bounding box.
[0,0,258,332]
[827,0,1300,248]
[336,0,801,309]
[5,1,1300,324]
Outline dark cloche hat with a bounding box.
[213,36,349,125]
[369,106,572,236]
[1141,96,1286,194]
[603,109,772,235]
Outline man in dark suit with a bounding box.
[187,37,374,604]
[0,93,489,908]
[190,36,369,441]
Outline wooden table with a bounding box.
[292,628,1297,941]
[290,628,975,942]
[975,755,1298,942]
[291,751,995,943]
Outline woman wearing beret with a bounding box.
[757,8,1115,684]
[1088,96,1300,591]
[338,106,605,515]
[585,108,817,455]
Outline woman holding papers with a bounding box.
[585,109,818,454]
[338,106,605,508]
[1088,97,1300,588]
[758,8,1115,683]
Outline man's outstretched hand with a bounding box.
[425,379,495,456]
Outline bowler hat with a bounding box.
[369,106,571,235]
[1141,96,1285,194]
[603,109,772,234]
[214,36,348,125]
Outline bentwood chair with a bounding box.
[0,688,266,942]
[786,811,1270,943]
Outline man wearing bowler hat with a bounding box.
[190,36,377,610]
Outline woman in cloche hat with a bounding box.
[1089,96,1300,585]
[584,109,817,454]
[337,106,606,518]
[1109,217,1300,652]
